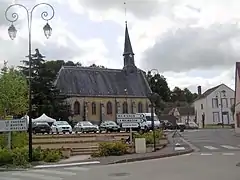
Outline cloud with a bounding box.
[141,23,240,72]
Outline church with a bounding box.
[55,22,152,124]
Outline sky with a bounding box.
[0,0,239,93]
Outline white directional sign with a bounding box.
[0,119,28,132]
[117,118,142,123]
[117,114,144,119]
[117,114,144,128]
[122,123,139,128]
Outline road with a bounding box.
[1,151,239,180]
[181,129,240,155]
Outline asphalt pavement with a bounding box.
[1,151,239,180]
[180,128,240,155]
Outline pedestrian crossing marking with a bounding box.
[200,153,212,156]
[32,169,77,176]
[222,153,235,156]
[11,172,62,180]
[220,145,239,150]
[204,146,218,150]
[174,147,185,151]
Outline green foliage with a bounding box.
[133,130,163,145]
[18,49,71,120]
[92,141,128,157]
[0,67,28,117]
[0,146,62,167]
[0,132,28,149]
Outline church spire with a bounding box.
[123,22,134,56]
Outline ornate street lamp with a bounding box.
[5,3,55,162]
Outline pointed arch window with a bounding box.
[92,102,96,115]
[74,101,80,115]
[123,102,128,113]
[107,101,112,115]
[138,102,143,113]
[146,102,149,113]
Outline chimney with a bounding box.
[197,86,202,95]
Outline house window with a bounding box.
[213,112,220,122]
[123,102,128,113]
[74,101,80,115]
[138,102,143,113]
[107,101,112,114]
[221,98,228,108]
[230,98,235,106]
[92,102,96,115]
[212,98,218,108]
[201,104,203,109]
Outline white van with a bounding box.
[136,113,161,130]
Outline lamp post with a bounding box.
[5,3,55,162]
[216,90,226,128]
[148,69,159,152]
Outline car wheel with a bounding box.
[63,132,66,134]
[117,129,120,132]
[69,131,72,134]
[56,129,59,134]
[75,131,78,134]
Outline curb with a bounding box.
[111,149,194,164]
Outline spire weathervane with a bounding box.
[124,1,127,24]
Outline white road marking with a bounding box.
[174,147,185,151]
[33,161,100,169]
[203,146,218,150]
[220,145,239,150]
[32,169,76,176]
[200,153,212,156]
[11,172,62,180]
[222,153,235,156]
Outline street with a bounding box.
[181,129,240,154]
[1,151,239,180]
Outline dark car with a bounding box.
[99,121,121,133]
[32,122,51,134]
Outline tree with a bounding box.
[147,71,171,102]
[89,64,106,68]
[18,49,71,120]
[0,65,28,117]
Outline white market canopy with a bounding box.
[32,113,56,123]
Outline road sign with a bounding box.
[117,114,144,119]
[122,123,139,128]
[0,119,28,132]
[117,118,142,123]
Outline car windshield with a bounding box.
[81,121,93,126]
[56,121,68,125]
[106,121,117,125]
[35,122,49,126]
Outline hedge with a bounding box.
[133,129,163,145]
[92,141,128,157]
[0,132,63,167]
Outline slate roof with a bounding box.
[162,107,195,116]
[194,84,221,101]
[55,66,152,97]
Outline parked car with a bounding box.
[99,121,121,133]
[73,121,99,133]
[32,122,51,134]
[51,121,72,134]
[185,122,199,129]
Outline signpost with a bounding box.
[117,114,143,143]
[0,118,28,149]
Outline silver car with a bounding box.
[73,121,99,133]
